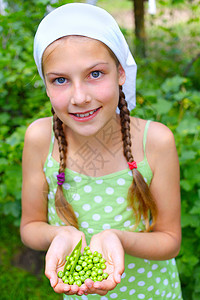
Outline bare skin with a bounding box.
[20,37,181,296]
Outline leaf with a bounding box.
[0,158,8,172]
[3,201,21,218]
[181,214,200,228]
[180,179,194,191]
[161,76,188,94]
[179,150,197,163]
[176,117,199,135]
[152,98,173,115]
[190,200,200,215]
[6,126,26,147]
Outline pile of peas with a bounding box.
[57,239,108,287]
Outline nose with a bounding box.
[70,82,92,105]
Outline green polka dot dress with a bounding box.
[44,120,182,300]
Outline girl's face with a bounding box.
[43,36,126,138]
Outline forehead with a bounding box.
[42,35,118,65]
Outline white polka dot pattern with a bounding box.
[45,133,183,300]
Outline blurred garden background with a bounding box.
[0,0,199,299]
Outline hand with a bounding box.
[84,229,125,296]
[45,226,88,295]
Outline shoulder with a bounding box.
[25,117,52,142]
[24,117,52,164]
[147,120,176,151]
[146,120,178,172]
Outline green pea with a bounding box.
[95,263,101,268]
[84,266,89,271]
[97,269,103,275]
[82,261,87,268]
[79,270,85,276]
[77,260,83,265]
[97,253,102,258]
[68,278,74,285]
[75,280,82,287]
[93,257,100,264]
[87,259,92,264]
[69,256,74,262]
[86,270,91,276]
[74,275,80,281]
[65,255,69,261]
[86,249,92,255]
[64,278,69,284]
[101,263,106,270]
[97,275,103,281]
[57,271,63,278]
[100,258,106,263]
[84,246,90,251]
[65,271,70,276]
[75,265,82,272]
[91,271,97,277]
[93,251,98,256]
[79,255,84,260]
[74,249,79,255]
[102,272,108,279]
[66,264,71,271]
[88,263,93,269]
[73,272,79,277]
[80,275,86,282]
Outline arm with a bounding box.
[20,117,63,250]
[20,118,88,294]
[113,121,181,260]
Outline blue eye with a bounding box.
[91,71,101,78]
[55,77,66,84]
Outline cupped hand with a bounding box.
[84,229,125,295]
[45,226,88,295]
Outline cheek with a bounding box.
[47,89,69,109]
[93,80,119,104]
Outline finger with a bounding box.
[84,278,94,289]
[93,278,116,291]
[45,256,59,288]
[78,283,88,294]
[114,265,124,284]
[111,247,125,283]
[53,282,71,294]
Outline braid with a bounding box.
[51,108,79,228]
[118,87,157,231]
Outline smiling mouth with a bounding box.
[71,108,100,118]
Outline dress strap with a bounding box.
[48,116,55,157]
[143,120,151,158]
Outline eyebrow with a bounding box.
[45,62,109,76]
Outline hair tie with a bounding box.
[128,161,137,170]
[57,172,65,185]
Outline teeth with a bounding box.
[74,108,98,118]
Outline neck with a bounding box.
[65,114,121,149]
[64,114,126,177]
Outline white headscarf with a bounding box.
[34,3,137,111]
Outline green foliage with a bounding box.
[133,57,200,300]
[0,215,61,300]
[0,0,200,299]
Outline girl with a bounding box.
[20,3,182,299]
